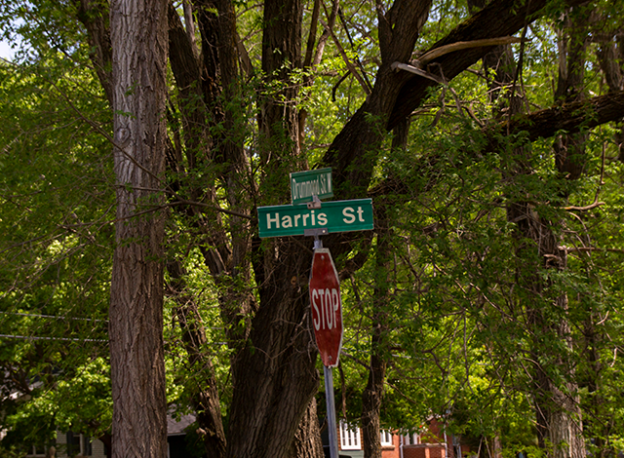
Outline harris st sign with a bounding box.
[257,198,373,238]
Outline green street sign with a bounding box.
[258,199,373,238]
[290,168,333,205]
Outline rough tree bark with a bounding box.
[226,2,323,456]
[290,398,325,458]
[108,0,169,456]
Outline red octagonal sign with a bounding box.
[309,248,343,367]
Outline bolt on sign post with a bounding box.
[256,168,373,458]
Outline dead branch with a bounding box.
[414,36,526,67]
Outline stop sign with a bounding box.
[309,248,343,367]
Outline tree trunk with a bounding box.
[579,313,606,458]
[361,232,390,458]
[290,397,325,458]
[228,242,320,458]
[539,10,589,458]
[166,260,226,458]
[259,0,303,163]
[361,119,408,458]
[108,0,169,456]
[226,2,320,457]
[473,3,587,454]
[547,289,585,458]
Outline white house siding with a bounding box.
[54,431,106,458]
[91,439,106,458]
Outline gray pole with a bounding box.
[324,365,340,458]
[312,226,339,458]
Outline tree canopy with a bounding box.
[2,0,624,457]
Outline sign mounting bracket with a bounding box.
[304,227,327,249]
[306,194,322,209]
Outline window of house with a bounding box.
[380,430,393,447]
[339,421,361,450]
[82,434,93,456]
[26,445,46,457]
[66,431,92,457]
[403,432,420,445]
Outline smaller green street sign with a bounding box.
[290,168,333,205]
[258,198,373,238]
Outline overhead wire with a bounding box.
[0,334,107,343]
[0,311,108,323]
[0,311,108,342]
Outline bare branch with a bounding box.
[391,62,446,84]
[319,16,372,96]
[414,36,525,67]
[564,201,605,212]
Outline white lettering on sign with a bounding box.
[341,206,366,224]
[292,174,332,200]
[312,287,340,331]
[342,207,355,224]
[265,211,329,229]
[267,213,280,229]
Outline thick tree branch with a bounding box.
[367,91,624,199]
[73,0,113,104]
[168,2,206,171]
[303,0,321,68]
[388,0,590,129]
[413,36,525,67]
[182,0,199,59]
[322,0,432,202]
[489,90,624,146]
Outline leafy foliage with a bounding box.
[2,0,624,456]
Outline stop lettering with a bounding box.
[309,248,343,367]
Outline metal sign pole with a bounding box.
[307,196,339,458]
[324,365,340,458]
[257,171,370,458]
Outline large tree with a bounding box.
[107,0,169,456]
[3,0,624,457]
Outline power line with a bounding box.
[0,311,108,323]
[0,333,107,343]
[0,334,229,346]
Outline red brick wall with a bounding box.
[381,433,401,458]
[403,445,447,458]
